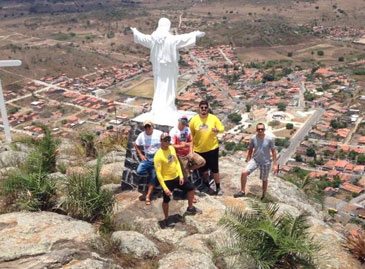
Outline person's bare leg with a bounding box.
[162,202,169,220]
[145,184,154,202]
[213,172,220,184]
[187,190,194,209]
[262,180,268,197]
[240,170,248,193]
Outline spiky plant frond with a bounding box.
[219,200,321,269]
[1,171,57,211]
[62,156,114,222]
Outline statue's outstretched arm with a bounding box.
[131,27,153,49]
[175,31,205,49]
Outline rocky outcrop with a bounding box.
[0,150,27,169]
[0,146,361,268]
[111,231,159,258]
[158,250,217,269]
[219,155,324,219]
[0,212,120,269]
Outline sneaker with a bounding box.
[233,191,246,198]
[159,219,170,229]
[185,206,202,215]
[216,189,224,196]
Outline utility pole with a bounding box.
[0,60,22,142]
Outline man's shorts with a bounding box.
[197,148,219,174]
[162,177,195,203]
[178,153,206,179]
[245,159,271,181]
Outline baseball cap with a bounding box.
[143,120,153,127]
[179,115,188,124]
[160,132,171,142]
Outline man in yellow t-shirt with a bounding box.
[154,132,201,226]
[189,100,225,195]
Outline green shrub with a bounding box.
[63,157,115,222]
[228,113,242,124]
[286,123,294,129]
[1,172,57,211]
[225,142,236,151]
[219,201,321,269]
[277,102,287,111]
[269,120,281,127]
[317,50,324,56]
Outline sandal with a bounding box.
[145,198,151,205]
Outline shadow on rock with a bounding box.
[158,214,184,229]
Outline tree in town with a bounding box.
[306,147,316,157]
[358,154,365,165]
[286,123,294,129]
[295,154,303,162]
[228,113,242,124]
[277,102,287,111]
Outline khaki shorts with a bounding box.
[178,153,206,179]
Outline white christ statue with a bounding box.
[131,18,205,126]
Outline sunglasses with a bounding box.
[200,106,208,110]
[180,119,188,124]
[144,124,151,129]
[257,128,265,131]
[162,137,171,143]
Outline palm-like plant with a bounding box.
[80,132,97,158]
[344,230,365,263]
[25,124,59,173]
[219,201,321,269]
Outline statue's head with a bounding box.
[157,18,171,32]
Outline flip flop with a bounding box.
[145,199,151,205]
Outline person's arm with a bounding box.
[173,148,184,184]
[246,147,253,162]
[154,154,170,194]
[134,143,146,161]
[271,138,278,174]
[212,116,225,134]
[246,138,254,162]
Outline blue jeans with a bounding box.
[136,160,158,185]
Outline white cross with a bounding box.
[0,60,22,142]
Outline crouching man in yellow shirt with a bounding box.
[154,132,201,226]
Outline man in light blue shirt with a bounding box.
[234,123,278,199]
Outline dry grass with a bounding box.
[344,230,365,263]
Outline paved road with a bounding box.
[344,116,363,145]
[278,108,325,166]
[298,81,305,109]
[350,193,365,205]
[218,48,233,65]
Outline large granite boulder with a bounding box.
[0,212,119,268]
[158,250,217,269]
[111,231,159,258]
